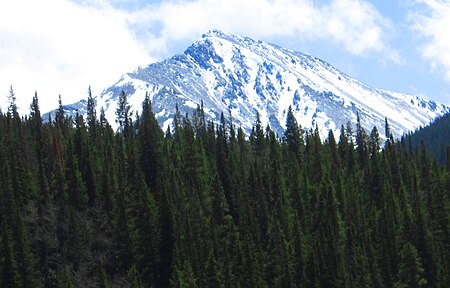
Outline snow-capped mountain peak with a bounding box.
[48,30,450,139]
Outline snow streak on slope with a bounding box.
[49,30,450,139]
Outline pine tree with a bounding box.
[395,242,427,288]
[172,261,198,288]
[66,210,83,272]
[0,221,21,288]
[7,85,19,118]
[355,113,368,169]
[250,111,265,156]
[65,137,87,211]
[139,94,163,194]
[86,86,97,132]
[385,117,393,141]
[116,91,132,138]
[112,137,133,273]
[74,113,97,207]
[130,172,161,286]
[55,95,71,137]
[284,105,303,159]
[29,91,50,210]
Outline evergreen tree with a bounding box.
[356,113,368,169]
[54,94,73,141]
[284,105,303,159]
[395,242,427,288]
[250,111,265,156]
[116,91,132,138]
[7,85,19,118]
[0,221,21,288]
[29,91,50,209]
[139,94,163,194]
[86,86,97,132]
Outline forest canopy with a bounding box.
[0,89,449,287]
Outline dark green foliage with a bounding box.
[395,242,427,288]
[284,105,304,159]
[0,94,449,287]
[0,221,21,288]
[402,111,450,165]
[115,91,132,138]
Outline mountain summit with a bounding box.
[54,30,450,138]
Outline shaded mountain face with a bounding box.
[402,112,450,165]
[47,30,449,138]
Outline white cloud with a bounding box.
[127,0,395,58]
[322,0,390,56]
[0,0,150,113]
[0,0,395,114]
[411,0,450,83]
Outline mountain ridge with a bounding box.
[45,30,450,138]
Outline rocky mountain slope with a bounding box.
[47,30,449,138]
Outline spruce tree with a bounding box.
[0,221,21,288]
[29,91,50,209]
[395,242,427,288]
[139,94,163,194]
[284,105,303,159]
[116,91,132,138]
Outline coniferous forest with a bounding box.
[0,88,449,288]
[402,112,450,166]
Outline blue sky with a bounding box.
[1,0,450,113]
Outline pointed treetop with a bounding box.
[7,85,18,116]
[284,105,302,154]
[87,86,97,128]
[100,107,108,127]
[384,117,391,139]
[30,90,41,121]
[55,94,65,126]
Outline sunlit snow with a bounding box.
[47,30,450,139]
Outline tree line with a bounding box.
[0,87,449,287]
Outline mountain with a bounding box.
[402,111,450,165]
[46,30,450,138]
